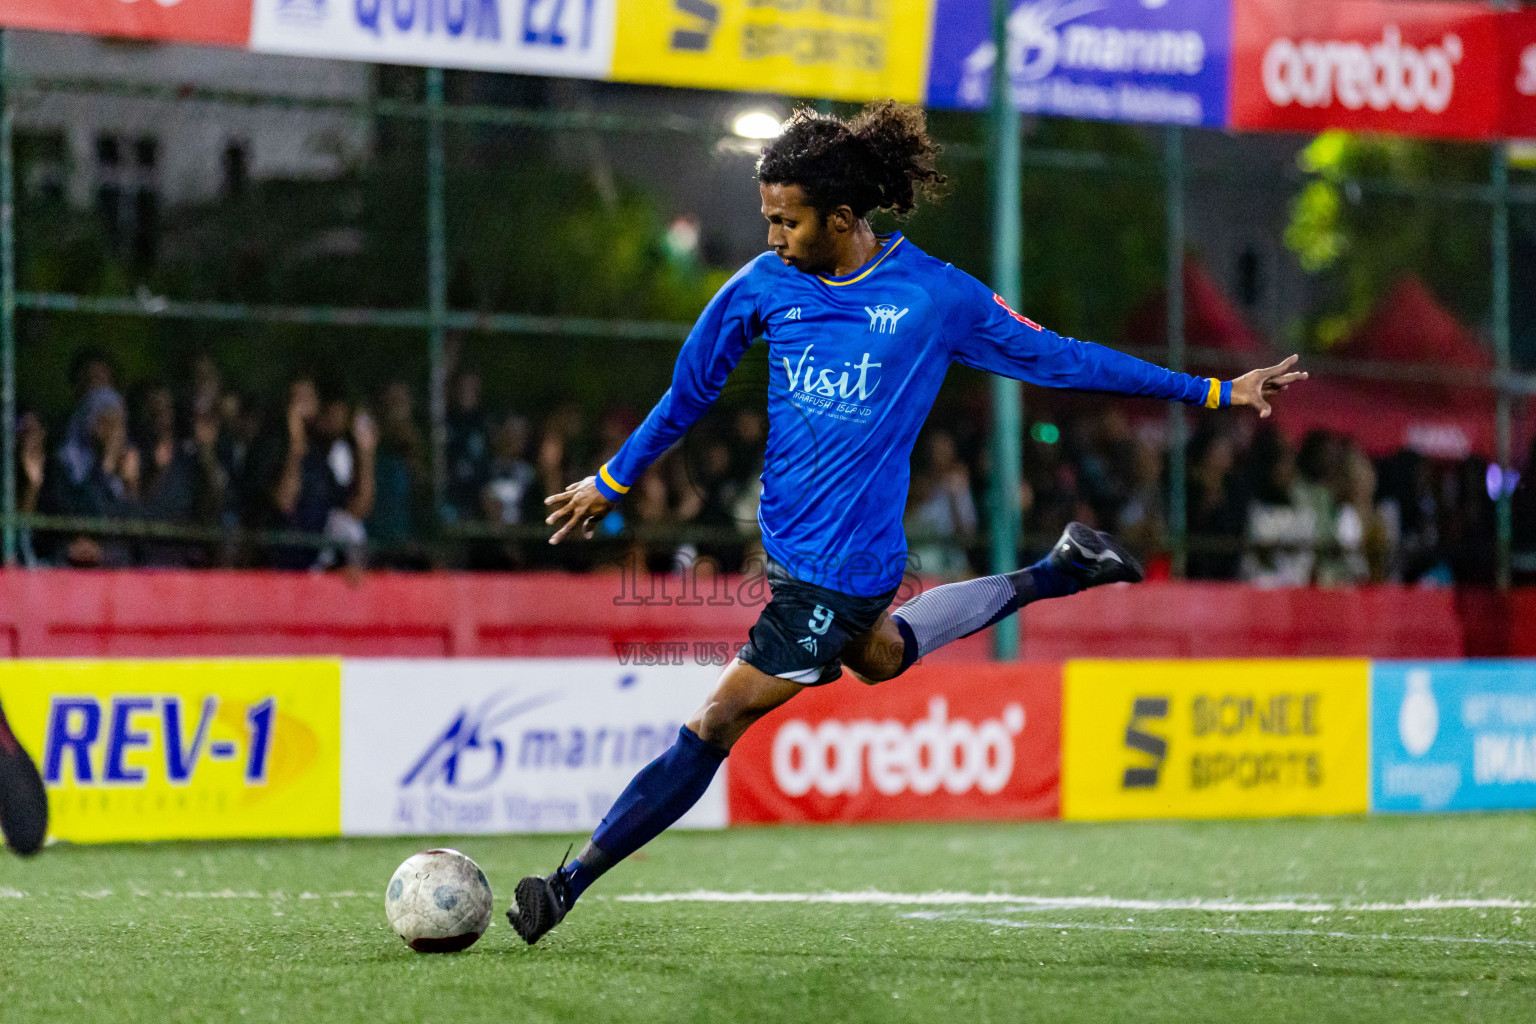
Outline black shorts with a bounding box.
[737,559,899,686]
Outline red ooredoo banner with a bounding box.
[0,0,251,47]
[1230,0,1502,140]
[1505,9,1536,140]
[728,662,1061,825]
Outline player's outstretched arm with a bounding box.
[1228,354,1308,419]
[544,476,615,545]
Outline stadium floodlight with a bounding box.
[732,110,784,140]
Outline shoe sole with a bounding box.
[0,717,48,856]
[509,876,560,945]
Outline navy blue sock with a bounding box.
[559,726,727,903]
[1021,557,1078,601]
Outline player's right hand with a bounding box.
[543,476,615,544]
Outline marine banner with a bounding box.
[0,0,251,46]
[1229,0,1504,141]
[250,0,619,77]
[727,662,1061,825]
[1372,661,1536,813]
[1062,659,1369,820]
[924,0,1234,127]
[610,0,934,103]
[339,659,727,835]
[0,660,341,842]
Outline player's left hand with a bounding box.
[543,476,615,544]
[1230,355,1308,419]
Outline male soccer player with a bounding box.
[508,102,1306,944]
[0,699,47,855]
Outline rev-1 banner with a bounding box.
[925,0,1234,128]
[1229,0,1504,141]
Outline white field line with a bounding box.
[612,891,1534,913]
[904,912,1536,949]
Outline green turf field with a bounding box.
[2,816,1534,1023]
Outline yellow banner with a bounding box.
[1062,660,1370,821]
[612,0,933,103]
[0,660,341,843]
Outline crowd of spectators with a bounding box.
[14,349,1531,587]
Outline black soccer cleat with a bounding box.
[507,869,572,946]
[1048,521,1145,590]
[0,703,48,856]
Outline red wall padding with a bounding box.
[0,569,1520,659]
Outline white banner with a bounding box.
[251,0,617,77]
[340,659,726,835]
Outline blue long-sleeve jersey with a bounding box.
[594,233,1232,596]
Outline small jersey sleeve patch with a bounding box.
[993,293,1042,332]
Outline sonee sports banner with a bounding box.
[1061,659,1371,821]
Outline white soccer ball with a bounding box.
[384,848,494,953]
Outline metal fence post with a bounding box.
[1165,126,1187,578]
[988,0,1023,660]
[0,30,15,567]
[426,68,449,524]
[1492,141,1512,590]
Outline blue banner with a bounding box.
[925,0,1233,127]
[1372,661,1536,813]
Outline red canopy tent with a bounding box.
[1275,276,1511,460]
[1125,266,1512,460]
[1121,258,1269,373]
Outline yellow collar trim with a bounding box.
[817,235,906,287]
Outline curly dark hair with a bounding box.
[756,101,946,219]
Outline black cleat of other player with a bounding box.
[1048,521,1145,590]
[0,703,47,856]
[507,870,572,945]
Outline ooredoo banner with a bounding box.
[1504,8,1536,140]
[610,0,934,103]
[1372,661,1536,813]
[339,659,726,835]
[1062,659,1369,820]
[0,659,341,842]
[250,0,618,77]
[0,0,251,46]
[1229,0,1503,141]
[925,0,1233,128]
[727,662,1060,825]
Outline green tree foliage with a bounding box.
[1283,130,1492,349]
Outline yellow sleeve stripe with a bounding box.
[817,236,906,286]
[1204,378,1222,410]
[598,464,631,495]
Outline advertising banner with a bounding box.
[0,0,251,46]
[727,662,1060,825]
[1062,659,1369,820]
[250,0,618,77]
[925,0,1233,127]
[0,660,341,843]
[1229,0,1503,141]
[609,0,933,103]
[1504,8,1536,140]
[340,659,725,835]
[1372,661,1536,813]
